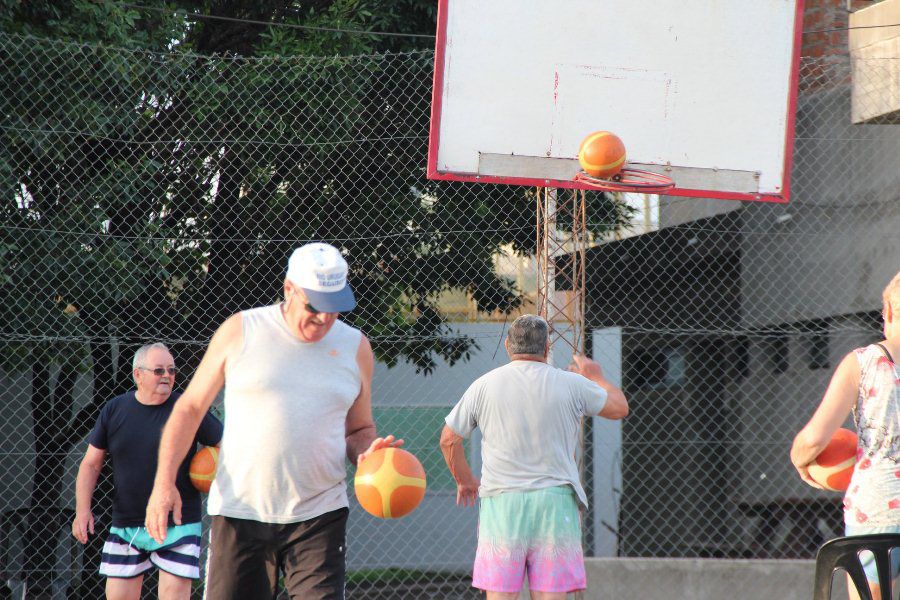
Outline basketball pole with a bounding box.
[536,187,588,363]
[536,187,557,365]
[536,186,588,599]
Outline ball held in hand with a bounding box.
[354,447,426,519]
[808,428,857,492]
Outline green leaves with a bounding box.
[1,4,631,378]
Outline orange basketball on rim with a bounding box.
[578,131,626,179]
[189,446,218,493]
[354,448,426,519]
[807,428,857,492]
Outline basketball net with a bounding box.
[538,165,674,359]
[574,166,675,194]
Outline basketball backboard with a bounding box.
[427,0,804,203]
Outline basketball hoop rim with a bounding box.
[573,167,676,194]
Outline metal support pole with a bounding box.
[536,187,588,361]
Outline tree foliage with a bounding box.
[2,0,630,377]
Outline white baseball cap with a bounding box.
[286,243,356,313]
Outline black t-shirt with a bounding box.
[88,391,224,527]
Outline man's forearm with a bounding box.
[577,364,628,419]
[155,403,205,485]
[585,371,615,394]
[346,424,377,465]
[75,463,100,513]
[440,438,476,486]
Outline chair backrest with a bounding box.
[813,534,900,600]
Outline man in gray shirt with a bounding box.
[440,314,628,600]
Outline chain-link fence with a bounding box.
[1,27,899,599]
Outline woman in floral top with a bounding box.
[792,270,900,600]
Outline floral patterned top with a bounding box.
[844,344,900,528]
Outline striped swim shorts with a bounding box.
[100,522,202,579]
[473,486,585,594]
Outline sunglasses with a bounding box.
[139,367,177,376]
[290,290,333,315]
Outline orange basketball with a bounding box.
[189,446,218,493]
[807,428,857,492]
[578,131,626,179]
[354,448,426,519]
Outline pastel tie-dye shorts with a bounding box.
[473,486,585,593]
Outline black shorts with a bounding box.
[204,508,348,600]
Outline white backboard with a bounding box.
[427,0,804,202]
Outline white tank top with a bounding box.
[207,304,362,523]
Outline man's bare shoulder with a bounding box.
[355,331,374,368]
[207,312,245,362]
[356,330,371,350]
[219,312,243,336]
[202,311,239,344]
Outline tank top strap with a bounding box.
[874,343,895,365]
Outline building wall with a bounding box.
[588,0,900,557]
[732,0,900,527]
[731,313,882,507]
[740,90,900,329]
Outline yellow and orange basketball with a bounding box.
[189,446,218,493]
[808,428,857,492]
[578,131,626,179]
[354,448,426,519]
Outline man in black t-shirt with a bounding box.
[73,342,222,600]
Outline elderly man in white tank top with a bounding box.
[143,242,402,600]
